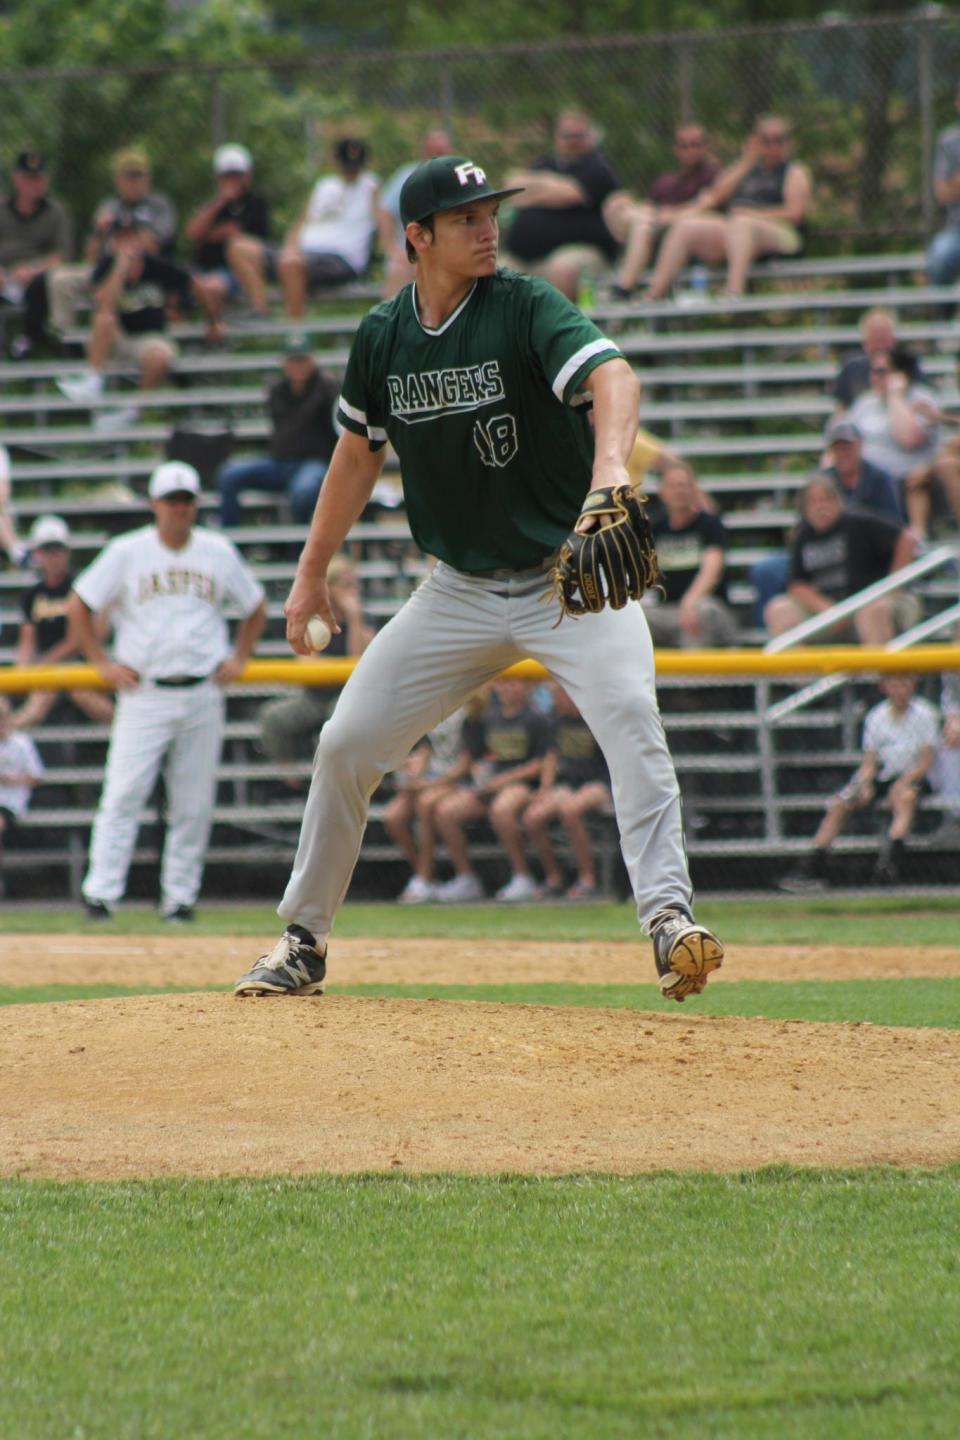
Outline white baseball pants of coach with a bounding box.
[279,562,693,940]
[83,681,224,910]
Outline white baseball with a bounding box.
[305,614,332,652]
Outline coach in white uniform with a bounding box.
[67,461,266,919]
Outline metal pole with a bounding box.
[678,41,693,124]
[918,12,935,236]
[210,73,227,150]
[757,680,782,842]
[441,64,454,140]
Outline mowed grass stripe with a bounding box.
[1,978,957,1028]
[1,1170,959,1439]
[2,896,960,945]
[335,980,960,1029]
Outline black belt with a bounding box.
[153,674,209,688]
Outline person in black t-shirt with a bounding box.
[503,110,622,301]
[523,684,612,900]
[12,515,113,731]
[765,474,918,645]
[57,214,192,429]
[188,144,273,343]
[644,460,737,648]
[217,331,340,526]
[434,677,551,902]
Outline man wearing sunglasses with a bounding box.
[645,117,812,301]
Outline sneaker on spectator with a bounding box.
[9,336,36,362]
[435,872,484,903]
[778,850,829,894]
[495,872,540,903]
[398,875,436,905]
[82,897,113,921]
[93,404,140,434]
[58,370,104,404]
[162,905,195,923]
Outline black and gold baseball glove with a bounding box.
[551,484,663,619]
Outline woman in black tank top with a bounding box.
[644,118,813,301]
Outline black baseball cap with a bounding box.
[14,149,46,175]
[336,137,368,169]
[399,155,524,228]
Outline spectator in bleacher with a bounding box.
[644,117,812,302]
[642,460,737,648]
[0,445,27,570]
[278,138,379,318]
[751,416,903,626]
[258,555,373,790]
[931,666,960,842]
[764,474,918,646]
[780,674,938,892]
[56,212,190,431]
[523,683,612,901]
[66,459,267,922]
[0,149,72,362]
[830,308,930,410]
[845,346,940,501]
[927,84,960,287]
[378,128,453,299]
[188,144,272,344]
[216,332,340,528]
[503,109,622,302]
[605,123,721,299]
[12,515,114,732]
[0,695,44,858]
[385,701,475,904]
[433,677,551,902]
[626,427,678,495]
[47,146,178,342]
[905,428,960,541]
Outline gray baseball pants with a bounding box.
[278,562,693,939]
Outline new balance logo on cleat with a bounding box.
[651,907,724,1003]
[234,928,327,997]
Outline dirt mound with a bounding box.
[5,935,960,988]
[3,991,958,1179]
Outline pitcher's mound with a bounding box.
[3,993,958,1179]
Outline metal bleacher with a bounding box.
[2,249,958,898]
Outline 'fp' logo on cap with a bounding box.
[454,161,487,188]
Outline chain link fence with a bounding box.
[1,12,960,254]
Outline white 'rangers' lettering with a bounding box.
[386,360,505,423]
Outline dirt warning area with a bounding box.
[1,936,958,1179]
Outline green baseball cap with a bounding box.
[399,155,524,228]
[283,330,313,356]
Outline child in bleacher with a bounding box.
[780,674,939,891]
[0,696,44,856]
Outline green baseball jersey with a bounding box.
[337,267,623,571]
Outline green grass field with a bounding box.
[2,892,957,944]
[2,898,959,1438]
[2,1171,959,1439]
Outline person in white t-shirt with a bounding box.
[0,695,44,853]
[66,461,267,922]
[279,138,379,318]
[845,347,940,491]
[780,674,939,891]
[931,664,960,840]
